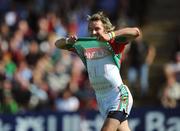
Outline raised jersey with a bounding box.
[73,38,124,95]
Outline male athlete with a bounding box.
[55,12,140,131]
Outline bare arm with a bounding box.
[98,27,140,42]
[146,45,156,65]
[55,35,77,49]
[55,38,67,49]
[114,27,140,41]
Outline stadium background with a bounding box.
[0,0,180,131]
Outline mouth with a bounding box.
[91,33,99,37]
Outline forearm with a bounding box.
[113,27,140,42]
[55,37,76,50]
[55,38,67,49]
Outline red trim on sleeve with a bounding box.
[109,39,127,54]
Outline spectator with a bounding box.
[14,60,32,88]
[55,86,80,112]
[47,12,67,37]
[161,52,180,108]
[127,33,155,97]
[3,52,17,80]
[25,40,42,68]
[0,80,19,113]
[75,69,97,110]
[0,22,11,41]
[36,17,49,43]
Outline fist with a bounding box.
[67,35,78,44]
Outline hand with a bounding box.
[67,35,78,44]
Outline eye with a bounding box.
[95,27,100,31]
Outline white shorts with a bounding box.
[96,84,133,119]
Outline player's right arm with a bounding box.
[55,35,77,50]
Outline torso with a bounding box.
[72,39,132,117]
[79,41,123,96]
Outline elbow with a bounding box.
[55,41,58,47]
[55,39,64,49]
[134,27,141,37]
[55,40,60,48]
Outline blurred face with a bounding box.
[88,20,105,37]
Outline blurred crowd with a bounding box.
[161,34,180,108]
[0,0,179,114]
[0,0,98,113]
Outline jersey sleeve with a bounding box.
[109,36,128,54]
[109,36,129,65]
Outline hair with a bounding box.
[87,12,115,32]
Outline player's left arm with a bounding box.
[113,27,140,42]
[98,27,140,43]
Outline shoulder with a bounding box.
[108,39,127,54]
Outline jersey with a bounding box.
[74,38,124,93]
[62,37,133,118]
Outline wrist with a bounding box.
[111,31,115,38]
[108,31,115,40]
[134,28,141,36]
[65,38,69,44]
